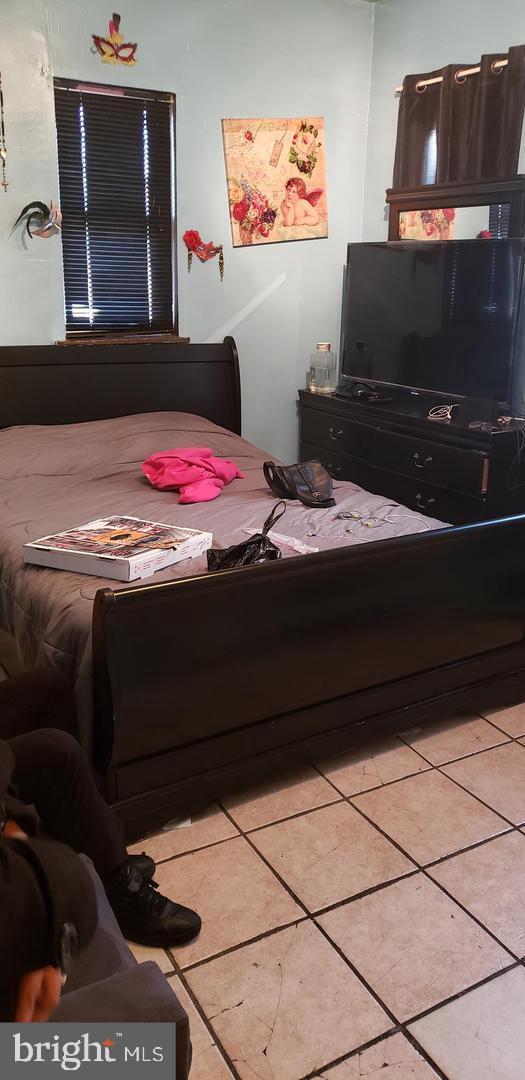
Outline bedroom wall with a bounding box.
[0,0,375,461]
[363,0,525,241]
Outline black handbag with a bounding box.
[263,459,335,508]
[207,502,286,571]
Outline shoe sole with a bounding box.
[124,927,201,948]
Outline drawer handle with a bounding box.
[326,462,343,478]
[329,426,344,441]
[413,452,433,469]
[416,493,436,510]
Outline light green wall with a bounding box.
[363,0,525,241]
[0,0,375,460]
[5,0,521,457]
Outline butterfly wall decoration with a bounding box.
[92,13,137,66]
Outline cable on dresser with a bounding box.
[427,403,461,422]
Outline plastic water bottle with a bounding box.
[308,343,337,394]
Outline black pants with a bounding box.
[0,671,127,880]
[0,669,79,740]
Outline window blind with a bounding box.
[54,81,175,336]
[489,202,511,239]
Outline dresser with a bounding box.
[299,389,525,524]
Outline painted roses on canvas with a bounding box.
[222,117,328,247]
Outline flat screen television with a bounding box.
[340,240,525,414]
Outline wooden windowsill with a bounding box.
[56,333,190,347]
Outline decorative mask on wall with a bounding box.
[12,201,62,239]
[92,13,137,66]
[183,230,224,281]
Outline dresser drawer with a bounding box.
[301,406,488,497]
[373,428,489,497]
[301,441,485,525]
[301,407,376,459]
[378,472,485,525]
[301,440,354,481]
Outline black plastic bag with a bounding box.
[207,502,286,572]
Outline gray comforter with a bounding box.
[0,411,445,745]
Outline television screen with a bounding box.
[341,240,524,406]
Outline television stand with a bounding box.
[298,389,525,524]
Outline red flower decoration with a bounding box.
[182,229,202,252]
[443,208,455,222]
[183,229,224,280]
[232,199,248,222]
[245,131,253,141]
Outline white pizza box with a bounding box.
[23,515,213,582]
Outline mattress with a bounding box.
[0,411,445,746]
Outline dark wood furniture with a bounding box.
[386,176,525,241]
[299,388,525,525]
[3,340,525,841]
[0,338,241,434]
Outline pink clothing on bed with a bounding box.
[142,447,245,503]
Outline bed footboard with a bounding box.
[92,515,525,838]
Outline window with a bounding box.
[54,80,176,337]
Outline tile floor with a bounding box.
[127,704,525,1079]
[2,625,524,1079]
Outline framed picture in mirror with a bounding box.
[386,176,525,241]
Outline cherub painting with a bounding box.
[281,178,323,228]
[399,208,455,240]
[222,117,328,247]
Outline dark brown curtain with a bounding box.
[393,67,443,187]
[393,45,525,187]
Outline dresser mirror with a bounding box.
[397,203,508,240]
[386,177,525,242]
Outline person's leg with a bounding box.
[9,729,201,947]
[10,728,126,878]
[0,670,79,740]
[1,673,153,877]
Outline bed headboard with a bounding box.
[0,337,241,434]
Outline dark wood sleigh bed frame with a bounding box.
[3,338,525,841]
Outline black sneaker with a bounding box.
[126,853,156,881]
[105,864,201,948]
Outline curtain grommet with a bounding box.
[491,59,504,75]
[415,81,428,94]
[454,70,467,85]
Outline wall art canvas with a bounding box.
[222,117,328,247]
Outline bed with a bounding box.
[2,338,525,841]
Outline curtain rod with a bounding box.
[395,57,508,94]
